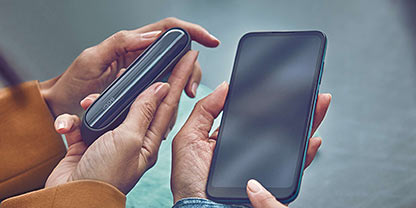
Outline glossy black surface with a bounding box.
[85,28,189,129]
[207,31,326,202]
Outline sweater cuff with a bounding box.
[1,180,126,208]
[173,198,248,208]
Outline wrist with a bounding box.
[39,79,60,117]
[173,191,207,204]
[173,198,238,208]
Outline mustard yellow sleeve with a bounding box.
[0,81,66,200]
[1,180,126,208]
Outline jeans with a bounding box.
[173,198,249,208]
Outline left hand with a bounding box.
[46,50,200,193]
[170,82,331,203]
[40,17,219,116]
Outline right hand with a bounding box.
[246,179,288,208]
[45,50,200,194]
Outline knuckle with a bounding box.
[79,47,95,60]
[113,30,129,43]
[139,139,159,169]
[139,101,156,122]
[195,99,212,118]
[147,153,158,169]
[194,24,204,31]
[161,100,178,114]
[163,17,179,25]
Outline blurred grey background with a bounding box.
[1,0,416,207]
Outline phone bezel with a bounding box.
[206,30,327,204]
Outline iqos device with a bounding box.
[81,28,191,146]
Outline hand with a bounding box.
[170,82,331,203]
[45,50,200,194]
[40,17,220,116]
[246,179,287,208]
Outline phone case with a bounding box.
[80,27,191,146]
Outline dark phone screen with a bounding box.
[211,32,323,189]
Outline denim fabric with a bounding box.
[173,198,248,208]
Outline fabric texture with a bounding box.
[173,198,248,208]
[0,81,126,208]
[0,81,66,200]
[1,180,126,208]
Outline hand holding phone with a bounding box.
[207,31,327,204]
[171,82,330,204]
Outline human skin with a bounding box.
[170,82,331,206]
[45,50,202,194]
[39,17,220,117]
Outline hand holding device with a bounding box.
[246,179,287,208]
[46,50,201,194]
[39,17,219,117]
[170,82,330,204]
[206,31,328,204]
[81,28,191,146]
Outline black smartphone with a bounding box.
[206,31,327,204]
[81,28,191,146]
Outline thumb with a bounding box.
[177,82,228,140]
[247,179,287,208]
[55,114,82,147]
[114,82,170,144]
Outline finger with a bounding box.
[91,30,162,68]
[304,137,322,169]
[54,114,82,146]
[116,68,127,78]
[163,109,178,140]
[136,17,220,47]
[124,49,145,67]
[140,51,198,159]
[177,82,228,141]
[118,82,170,137]
[80,93,100,110]
[247,179,287,208]
[165,51,199,104]
[209,126,220,140]
[185,61,202,98]
[311,93,332,136]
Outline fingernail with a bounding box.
[215,81,227,91]
[192,82,198,97]
[57,120,66,130]
[141,30,162,38]
[325,93,332,99]
[80,96,94,105]
[209,33,219,42]
[247,179,262,193]
[155,83,170,96]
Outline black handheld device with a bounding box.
[81,28,191,146]
[206,31,327,204]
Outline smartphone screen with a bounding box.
[207,31,326,203]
